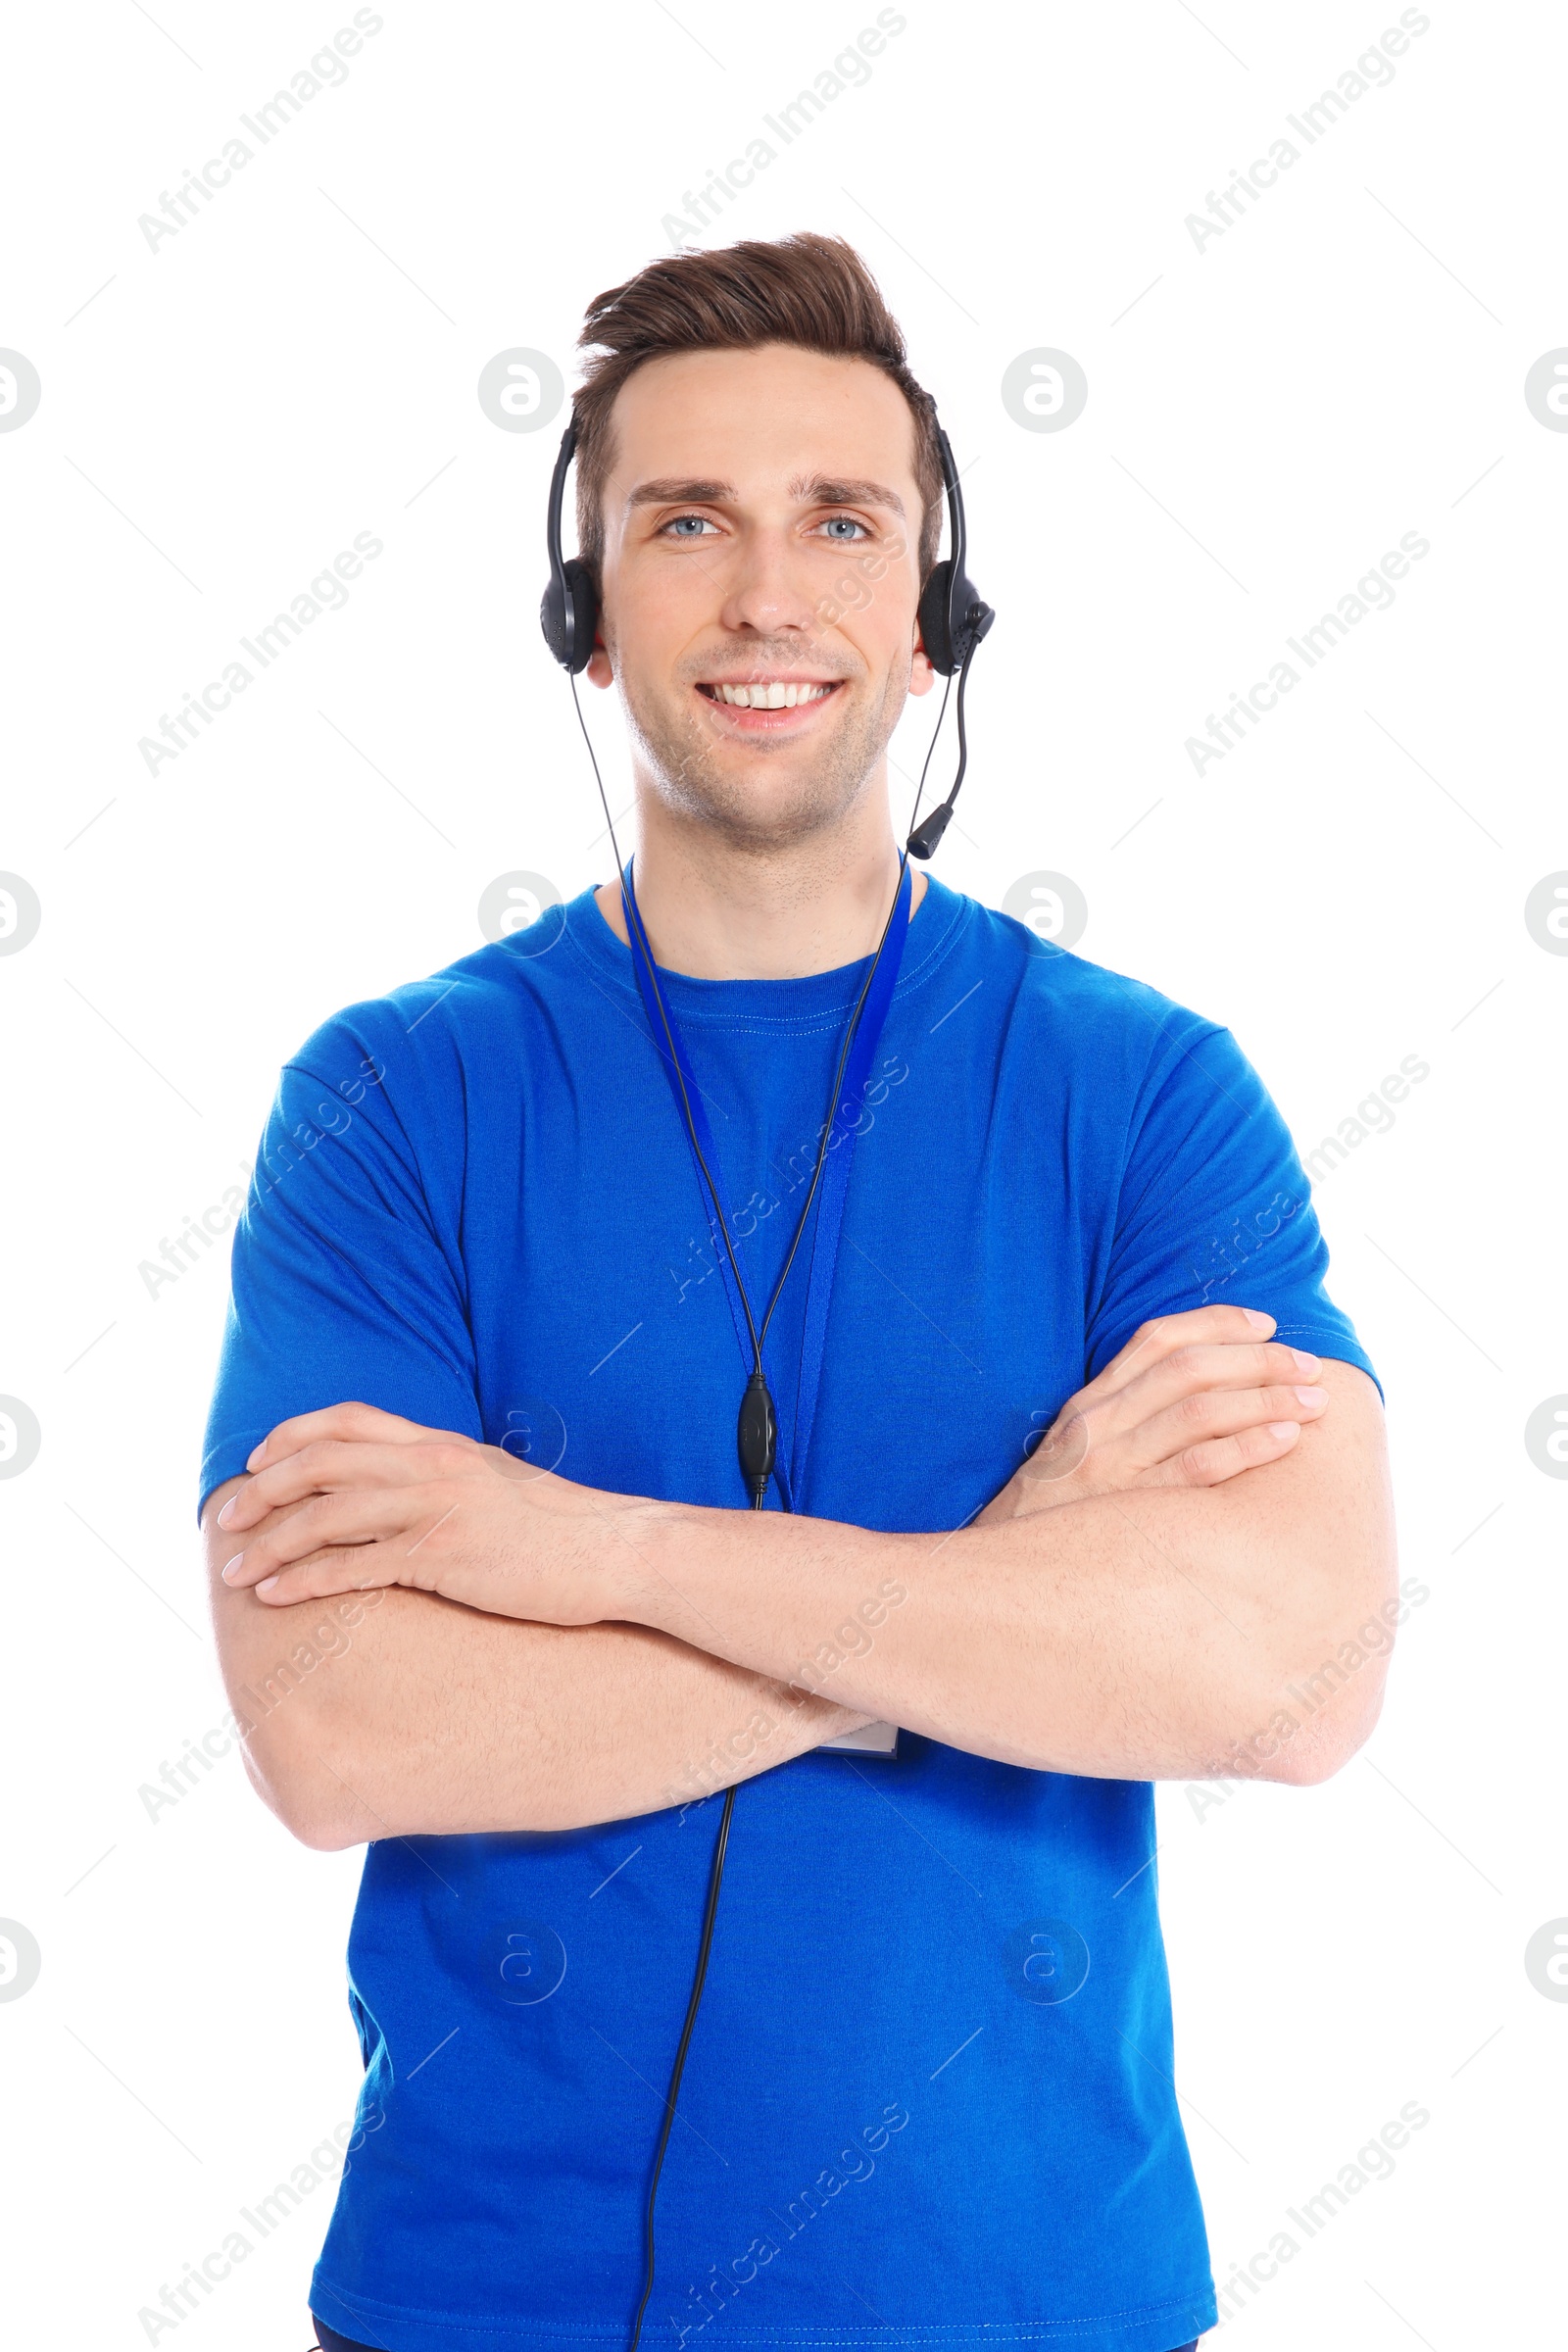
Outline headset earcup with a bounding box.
[917,561,956,676]
[539,577,567,665]
[564,560,600,672]
[540,557,600,673]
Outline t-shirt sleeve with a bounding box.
[197,1008,481,1522]
[1083,1009,1381,1396]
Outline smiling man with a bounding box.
[199,235,1396,2352]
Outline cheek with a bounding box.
[835,589,914,681]
[856,576,924,688]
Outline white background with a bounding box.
[1,1,1563,2344]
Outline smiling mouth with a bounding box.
[696,678,843,712]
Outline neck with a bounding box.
[594,765,928,979]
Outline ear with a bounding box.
[586,634,613,689]
[907,625,937,699]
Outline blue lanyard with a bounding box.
[622,858,911,1513]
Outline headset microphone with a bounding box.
[906,424,994,858]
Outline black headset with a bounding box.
[541,406,993,856]
[537,385,993,2352]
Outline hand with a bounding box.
[215,1401,645,1622]
[975,1305,1329,1525]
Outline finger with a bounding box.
[220,1486,436,1587]
[1144,1417,1304,1489]
[220,1434,473,1532]
[1090,1306,1277,1398]
[1103,1341,1321,1430]
[1044,1346,1318,1474]
[245,1401,474,1474]
[1118,1383,1327,1478]
[243,1541,409,1608]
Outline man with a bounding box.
[201,235,1396,2352]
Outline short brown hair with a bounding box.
[571,232,944,585]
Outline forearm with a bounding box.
[206,1489,866,1841]
[619,1407,1396,1782]
[211,1361,1395,1799]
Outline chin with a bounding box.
[628,686,893,844]
[661,770,864,850]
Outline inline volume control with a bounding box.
[736,1372,777,1510]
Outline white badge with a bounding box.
[816,1721,899,1756]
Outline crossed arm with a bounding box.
[202,1306,1396,1846]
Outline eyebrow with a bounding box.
[624,477,733,511]
[623,473,906,518]
[792,474,906,517]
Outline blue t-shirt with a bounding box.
[200,873,1376,2352]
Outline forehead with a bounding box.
[604,345,920,504]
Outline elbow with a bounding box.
[279,1795,365,1852]
[236,1733,365,1852]
[1265,1689,1384,1786]
[1253,1617,1397,1788]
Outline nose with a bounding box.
[717,522,821,639]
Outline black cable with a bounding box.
[904,639,978,860]
[904,665,955,847]
[626,1776,738,2352]
[949,637,978,812]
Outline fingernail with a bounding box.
[246,1441,266,1469]
[1292,1348,1320,1374]
[1268,1421,1299,1440]
[1293,1386,1328,1407]
[217,1494,238,1528]
[1243,1309,1273,1332]
[221,1554,245,1583]
[256,1575,278,1596]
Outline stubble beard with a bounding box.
[615,643,909,854]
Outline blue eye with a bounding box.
[819,515,869,541]
[662,514,715,538]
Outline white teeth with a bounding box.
[712,681,831,709]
